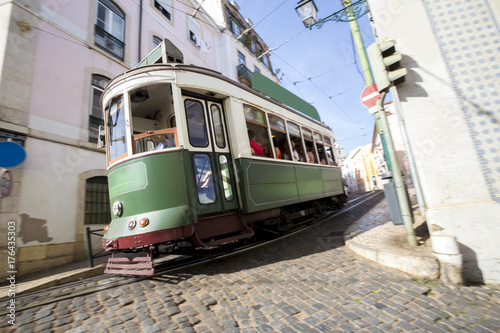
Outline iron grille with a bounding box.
[94,25,124,60]
[85,176,111,225]
[237,64,253,84]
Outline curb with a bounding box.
[1,264,106,296]
[344,237,440,280]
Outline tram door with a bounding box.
[183,95,238,215]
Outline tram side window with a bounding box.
[244,105,271,157]
[287,122,306,162]
[269,115,291,160]
[107,95,127,163]
[193,154,215,204]
[303,128,317,164]
[325,137,338,166]
[186,99,208,147]
[314,132,328,165]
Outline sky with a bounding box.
[234,0,377,156]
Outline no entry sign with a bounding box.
[361,84,382,108]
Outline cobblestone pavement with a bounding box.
[4,198,500,332]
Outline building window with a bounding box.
[262,54,270,69]
[238,51,246,66]
[85,176,110,225]
[0,130,26,146]
[154,0,172,20]
[230,19,240,37]
[153,35,163,48]
[250,40,256,54]
[95,0,125,60]
[89,75,110,143]
[188,16,202,45]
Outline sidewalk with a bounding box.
[2,192,438,296]
[344,196,439,279]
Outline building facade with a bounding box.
[0,0,277,277]
[368,0,500,284]
[343,143,377,194]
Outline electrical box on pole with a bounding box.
[367,40,407,92]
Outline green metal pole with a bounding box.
[342,0,415,246]
[342,0,391,170]
[375,92,417,247]
[344,3,373,86]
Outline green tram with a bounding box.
[100,44,346,275]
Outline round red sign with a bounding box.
[361,84,382,108]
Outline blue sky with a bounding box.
[235,0,376,156]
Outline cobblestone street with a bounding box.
[4,201,500,333]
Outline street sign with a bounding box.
[361,83,382,108]
[0,142,26,168]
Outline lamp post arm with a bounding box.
[310,0,369,27]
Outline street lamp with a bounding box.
[296,0,370,28]
[295,0,318,28]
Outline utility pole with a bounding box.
[296,0,417,247]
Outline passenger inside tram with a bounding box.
[248,130,264,156]
[272,138,281,159]
[291,138,305,162]
[306,143,315,163]
[129,84,178,153]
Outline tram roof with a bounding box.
[104,64,329,130]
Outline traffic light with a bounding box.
[367,40,407,92]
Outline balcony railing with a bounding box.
[237,64,253,87]
[94,25,124,60]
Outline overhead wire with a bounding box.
[272,52,366,131]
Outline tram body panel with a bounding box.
[322,166,344,195]
[236,158,344,213]
[103,151,196,248]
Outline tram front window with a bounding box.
[129,84,179,154]
[107,95,127,163]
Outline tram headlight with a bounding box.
[128,220,136,230]
[139,218,149,227]
[103,225,109,234]
[112,200,123,217]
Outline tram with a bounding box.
[100,40,346,275]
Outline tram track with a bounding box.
[0,191,383,315]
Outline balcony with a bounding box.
[94,25,124,60]
[237,64,253,87]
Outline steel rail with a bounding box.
[0,191,382,315]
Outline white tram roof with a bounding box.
[103,63,331,134]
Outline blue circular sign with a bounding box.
[0,142,26,168]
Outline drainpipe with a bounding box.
[138,0,143,63]
[375,92,417,247]
[390,87,426,216]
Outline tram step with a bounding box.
[192,213,254,247]
[104,256,154,276]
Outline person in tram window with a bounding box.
[306,143,315,163]
[147,131,172,150]
[273,138,281,159]
[292,141,300,161]
[248,130,263,156]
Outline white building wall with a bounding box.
[0,0,281,277]
[368,0,500,284]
